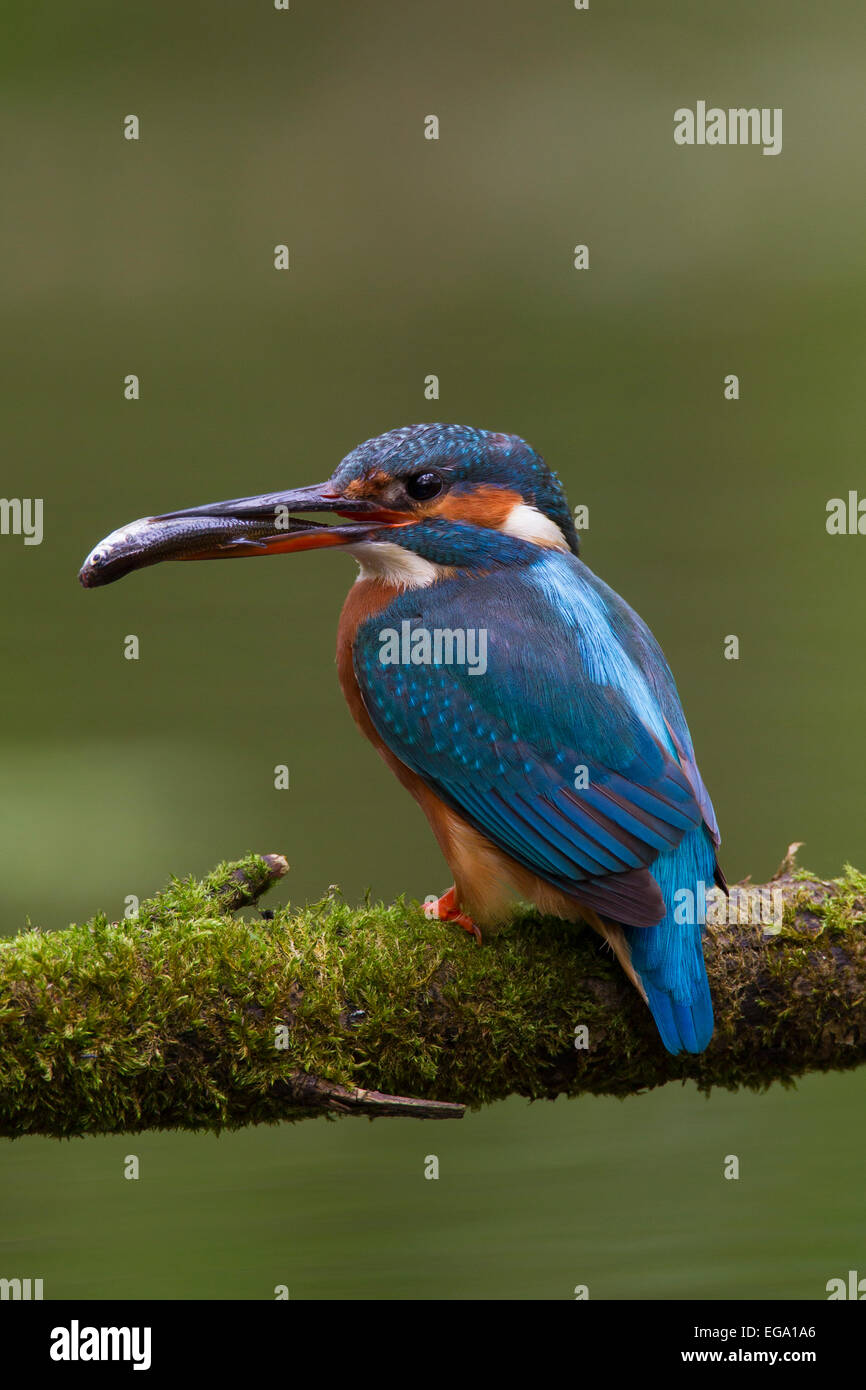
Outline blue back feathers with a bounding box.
[354,544,719,1054]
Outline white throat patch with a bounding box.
[348,541,441,589]
[501,502,570,551]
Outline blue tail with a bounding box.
[626,826,716,1054]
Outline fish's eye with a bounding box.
[405,471,443,502]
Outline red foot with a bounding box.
[423,887,483,944]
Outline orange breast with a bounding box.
[336,578,452,833]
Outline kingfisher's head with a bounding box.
[79,424,580,590]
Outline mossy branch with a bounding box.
[1,850,864,1137]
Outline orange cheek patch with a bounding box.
[429,486,524,529]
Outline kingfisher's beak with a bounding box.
[79,482,409,589]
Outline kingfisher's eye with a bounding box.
[405,471,443,501]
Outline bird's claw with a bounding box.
[424,889,483,944]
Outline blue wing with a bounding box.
[353,549,718,930]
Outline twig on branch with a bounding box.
[222,853,289,910]
[287,1076,464,1119]
[0,850,864,1137]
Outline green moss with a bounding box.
[735,866,866,1070]
[1,857,864,1137]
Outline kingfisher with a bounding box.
[80,424,724,1054]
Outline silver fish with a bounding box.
[78,512,320,588]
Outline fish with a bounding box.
[78,511,327,588]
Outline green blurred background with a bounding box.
[2,0,864,1299]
